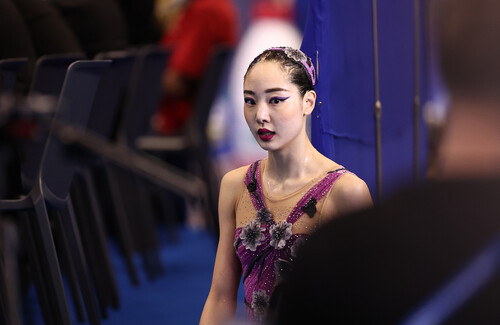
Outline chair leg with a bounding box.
[81,170,120,310]
[199,148,220,236]
[72,172,121,315]
[58,199,101,325]
[19,211,55,325]
[30,193,72,325]
[115,171,153,279]
[51,209,86,322]
[155,189,179,243]
[117,169,164,280]
[69,178,108,318]
[0,216,22,325]
[105,165,140,285]
[133,176,163,280]
[0,258,10,325]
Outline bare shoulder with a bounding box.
[220,165,249,192]
[333,173,372,201]
[218,165,250,209]
[324,172,373,219]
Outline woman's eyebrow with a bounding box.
[244,88,289,95]
[265,87,289,93]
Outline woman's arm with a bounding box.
[200,170,243,325]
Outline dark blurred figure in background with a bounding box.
[50,0,130,58]
[117,0,162,46]
[5,0,84,58]
[0,0,37,65]
[0,0,83,93]
[269,0,500,324]
[0,0,131,92]
[153,0,239,135]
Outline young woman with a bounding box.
[200,47,373,324]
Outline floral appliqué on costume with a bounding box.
[256,208,272,224]
[251,289,270,320]
[270,221,293,249]
[239,219,265,251]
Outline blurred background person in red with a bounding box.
[153,0,239,135]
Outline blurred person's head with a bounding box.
[154,0,188,32]
[431,0,500,178]
[434,0,500,101]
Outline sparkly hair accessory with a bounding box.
[269,46,317,86]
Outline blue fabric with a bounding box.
[301,0,429,199]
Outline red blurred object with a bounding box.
[250,0,295,22]
[6,119,38,139]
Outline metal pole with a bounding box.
[413,0,421,184]
[372,0,383,200]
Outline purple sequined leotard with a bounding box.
[234,160,348,321]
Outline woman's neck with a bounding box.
[265,136,320,182]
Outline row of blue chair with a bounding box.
[0,44,232,324]
[1,57,110,325]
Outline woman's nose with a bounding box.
[256,104,270,124]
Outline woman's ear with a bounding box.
[303,90,317,116]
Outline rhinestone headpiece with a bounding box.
[269,46,317,86]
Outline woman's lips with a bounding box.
[258,128,275,141]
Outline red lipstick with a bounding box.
[258,128,275,141]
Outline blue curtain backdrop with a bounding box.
[301,0,429,200]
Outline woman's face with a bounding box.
[243,60,313,152]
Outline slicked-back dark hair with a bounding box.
[244,48,315,97]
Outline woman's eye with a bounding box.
[269,96,290,105]
[244,97,255,105]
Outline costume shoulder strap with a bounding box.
[244,160,266,212]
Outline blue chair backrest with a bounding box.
[87,51,137,139]
[21,53,85,191]
[0,58,28,94]
[29,53,85,97]
[40,60,111,207]
[119,45,168,148]
[193,46,233,135]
